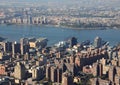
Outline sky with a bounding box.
[0,0,120,8]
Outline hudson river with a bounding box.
[0,24,120,46]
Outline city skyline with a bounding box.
[0,0,120,85]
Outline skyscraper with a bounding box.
[51,66,57,82]
[20,38,30,55]
[14,62,26,79]
[46,65,51,81]
[3,41,12,53]
[118,57,120,66]
[94,36,102,48]
[68,37,77,47]
[75,56,81,67]
[32,67,44,80]
[115,75,120,85]
[93,62,103,77]
[62,71,73,85]
[57,68,62,83]
[12,41,21,57]
[46,65,62,83]
[108,66,116,82]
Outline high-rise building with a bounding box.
[68,37,77,47]
[94,36,102,48]
[62,71,73,85]
[46,65,62,83]
[46,65,51,81]
[65,63,75,75]
[20,38,30,55]
[108,66,116,82]
[0,51,4,60]
[70,56,75,64]
[98,63,103,77]
[93,62,103,77]
[23,53,30,60]
[115,75,120,85]
[0,51,10,60]
[32,67,44,80]
[51,66,57,82]
[28,16,32,24]
[57,68,62,83]
[32,68,39,80]
[3,41,12,53]
[118,57,120,66]
[14,62,26,79]
[12,41,20,57]
[75,56,81,67]
[29,38,48,48]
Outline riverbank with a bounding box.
[2,23,120,30]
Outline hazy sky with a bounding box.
[0,0,120,8]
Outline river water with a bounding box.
[0,24,120,46]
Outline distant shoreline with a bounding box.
[0,23,119,30]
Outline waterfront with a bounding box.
[0,24,120,46]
